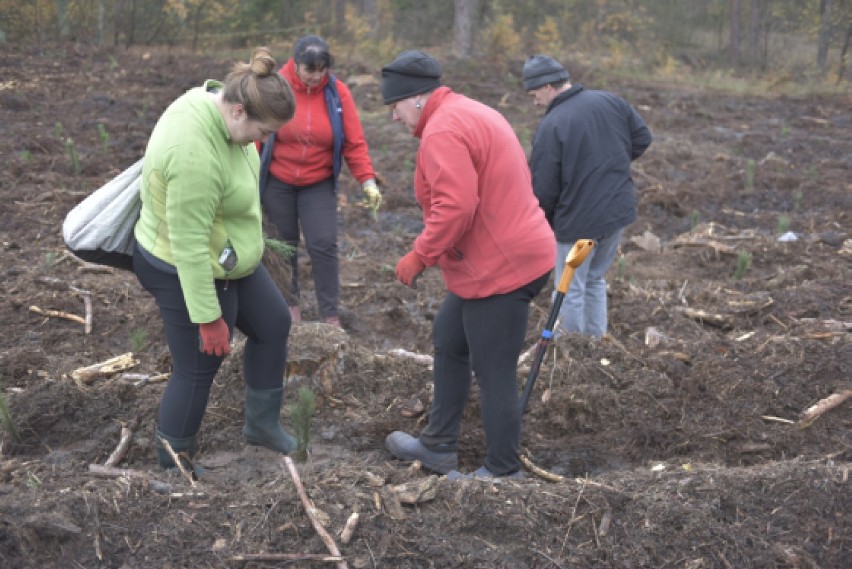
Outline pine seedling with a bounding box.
[129,328,148,352]
[690,209,701,229]
[54,122,63,138]
[614,254,626,282]
[98,123,109,152]
[66,138,81,175]
[793,189,804,211]
[776,215,791,235]
[288,387,316,461]
[745,159,755,192]
[0,382,19,443]
[733,250,752,280]
[264,237,295,260]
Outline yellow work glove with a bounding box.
[362,179,382,212]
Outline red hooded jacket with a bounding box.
[268,59,375,186]
[412,87,555,298]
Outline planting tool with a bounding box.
[519,239,595,414]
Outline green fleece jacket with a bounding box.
[135,80,264,324]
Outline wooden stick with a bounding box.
[104,426,133,467]
[70,285,93,334]
[519,453,564,482]
[87,464,173,494]
[70,352,139,384]
[29,305,86,326]
[282,456,349,569]
[231,553,344,562]
[339,512,359,545]
[799,390,852,428]
[387,348,433,366]
[157,436,196,487]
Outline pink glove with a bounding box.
[396,251,427,288]
[199,317,230,356]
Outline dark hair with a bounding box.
[293,35,333,70]
[222,47,295,123]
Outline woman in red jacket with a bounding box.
[260,36,381,327]
[380,51,556,480]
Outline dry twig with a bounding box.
[157,435,196,487]
[799,390,852,428]
[519,453,564,482]
[231,553,344,563]
[29,305,86,326]
[282,456,349,569]
[69,285,93,334]
[339,512,359,545]
[103,426,133,467]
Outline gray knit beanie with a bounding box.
[522,55,570,91]
[381,50,442,105]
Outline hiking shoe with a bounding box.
[446,466,524,482]
[324,316,342,328]
[385,431,458,474]
[289,306,302,324]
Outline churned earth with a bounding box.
[0,43,849,568]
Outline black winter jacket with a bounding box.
[530,84,652,242]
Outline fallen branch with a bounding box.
[29,305,86,327]
[282,456,348,569]
[87,464,173,494]
[104,426,133,467]
[157,435,196,487]
[70,352,139,384]
[231,553,344,563]
[386,348,433,367]
[669,239,737,256]
[121,372,169,387]
[69,285,93,334]
[799,390,852,428]
[675,306,732,329]
[520,452,565,483]
[339,512,359,545]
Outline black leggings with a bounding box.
[262,176,339,318]
[419,272,550,475]
[133,246,291,438]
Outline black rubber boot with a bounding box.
[243,387,297,454]
[155,428,199,471]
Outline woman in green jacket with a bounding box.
[133,47,297,471]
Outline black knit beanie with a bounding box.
[293,35,333,68]
[381,50,442,105]
[522,55,570,91]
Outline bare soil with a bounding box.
[1,44,850,569]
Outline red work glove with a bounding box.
[396,250,427,288]
[199,317,230,356]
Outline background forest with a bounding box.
[2,0,851,91]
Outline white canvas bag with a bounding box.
[62,158,143,269]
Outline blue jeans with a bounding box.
[554,228,623,337]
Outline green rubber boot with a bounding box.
[243,387,297,454]
[155,428,199,471]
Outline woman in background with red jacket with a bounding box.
[259,35,381,327]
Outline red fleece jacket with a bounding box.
[411,87,555,299]
[268,59,375,186]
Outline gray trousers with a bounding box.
[419,272,549,475]
[263,176,339,318]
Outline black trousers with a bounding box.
[262,176,339,318]
[419,272,550,475]
[133,246,291,438]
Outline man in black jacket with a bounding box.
[524,55,652,337]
